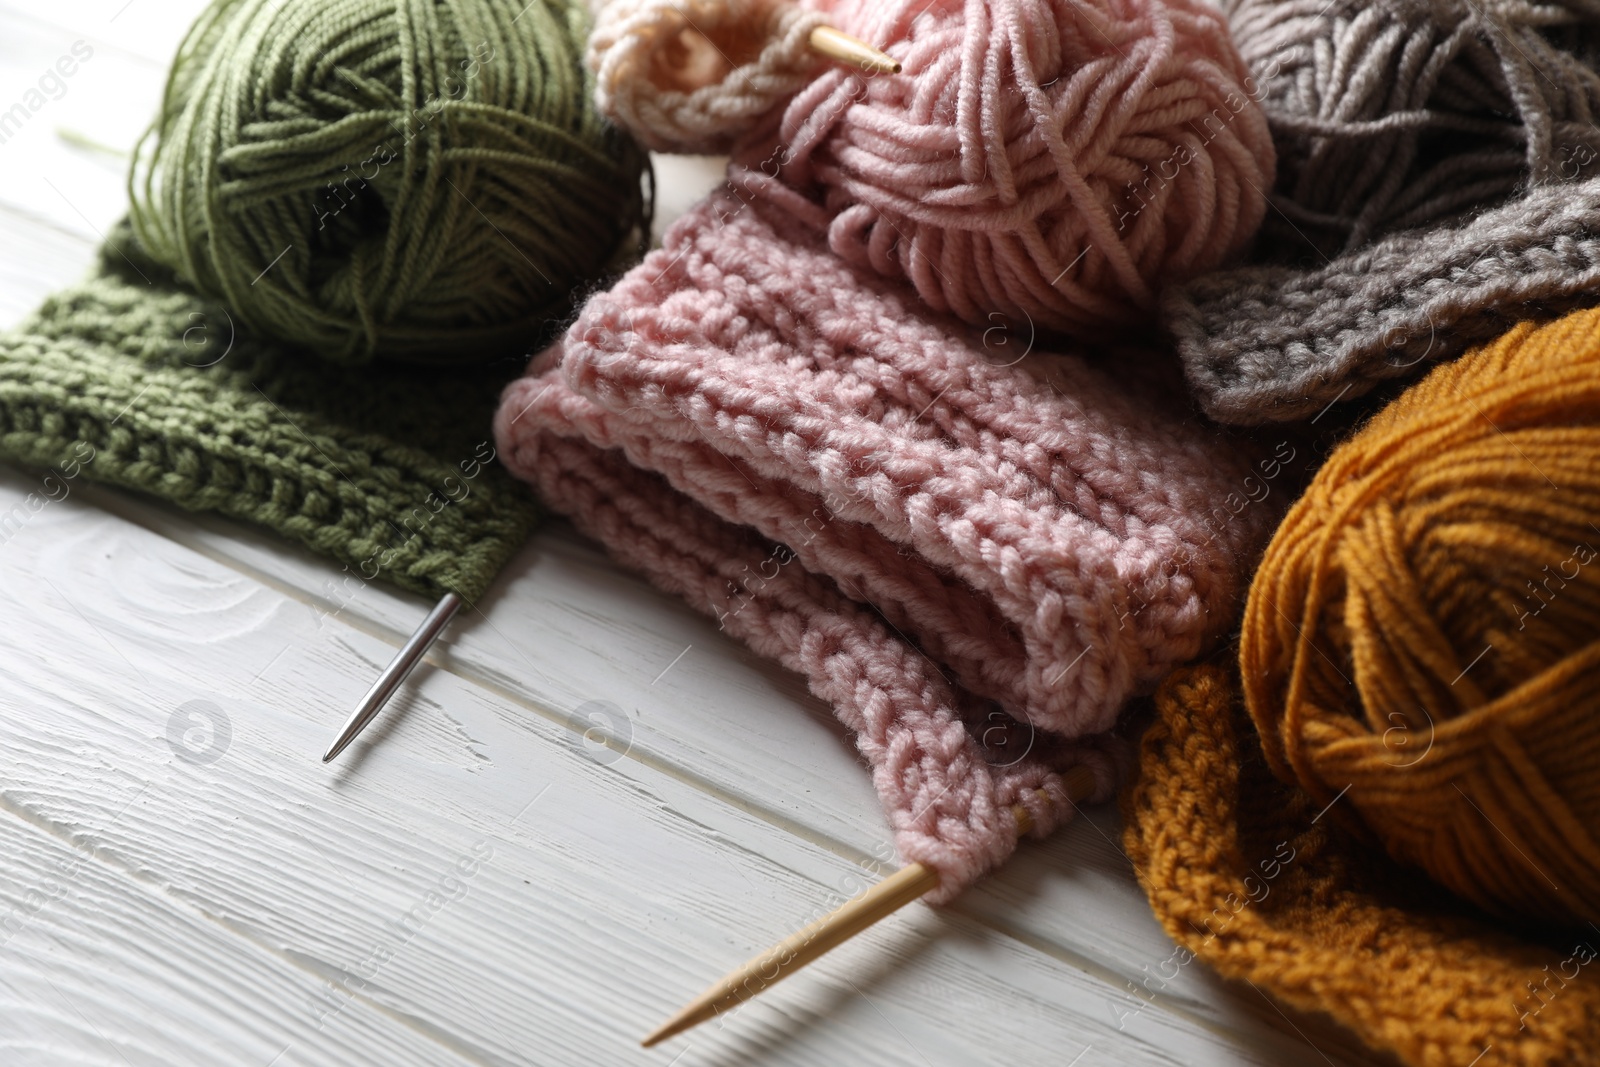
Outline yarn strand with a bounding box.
[1241,306,1600,925]
[128,0,647,364]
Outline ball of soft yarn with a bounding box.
[1241,306,1600,925]
[589,0,1277,337]
[1162,0,1600,427]
[1229,0,1600,258]
[129,0,648,364]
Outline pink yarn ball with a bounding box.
[747,0,1276,336]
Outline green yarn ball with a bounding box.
[128,0,648,365]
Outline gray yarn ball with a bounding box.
[1232,0,1600,259]
[1164,0,1600,425]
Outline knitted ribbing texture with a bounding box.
[0,230,538,602]
[1123,663,1600,1067]
[1166,0,1600,424]
[1167,175,1600,424]
[495,170,1282,897]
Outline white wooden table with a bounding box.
[0,3,1384,1064]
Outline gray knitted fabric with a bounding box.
[1168,175,1600,424]
[1166,0,1600,424]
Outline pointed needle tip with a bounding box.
[321,714,370,765]
[322,722,361,763]
[321,733,352,763]
[640,1018,685,1048]
[808,25,901,76]
[318,592,464,766]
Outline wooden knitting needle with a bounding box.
[323,591,462,762]
[807,25,901,75]
[642,764,1098,1046]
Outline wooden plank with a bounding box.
[0,209,96,328]
[90,489,1376,1049]
[0,0,211,69]
[0,468,1361,1065]
[0,467,1377,1065]
[0,7,173,246]
[0,806,501,1067]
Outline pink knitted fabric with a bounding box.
[590,0,1276,336]
[495,169,1282,897]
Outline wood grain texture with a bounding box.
[109,491,1376,1064]
[0,474,1362,1066]
[0,2,1383,1063]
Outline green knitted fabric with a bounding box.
[0,226,538,601]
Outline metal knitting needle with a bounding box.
[322,592,463,762]
[642,764,1098,1046]
[807,25,901,75]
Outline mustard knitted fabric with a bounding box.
[0,228,538,601]
[1123,663,1600,1067]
